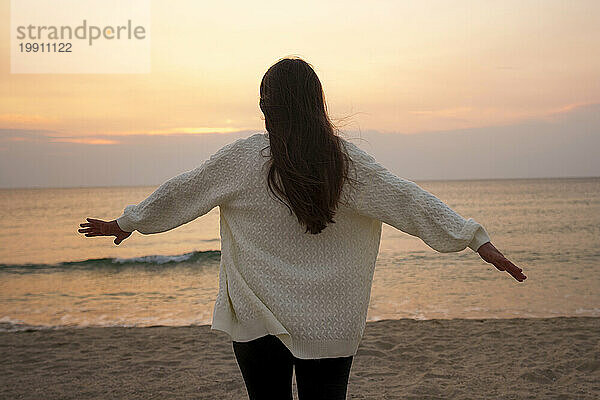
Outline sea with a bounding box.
[1,177,599,332]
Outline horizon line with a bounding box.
[1,175,598,191]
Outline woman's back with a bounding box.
[214,132,382,359]
[115,131,491,359]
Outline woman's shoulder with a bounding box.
[338,136,379,168]
[213,132,268,158]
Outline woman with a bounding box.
[79,57,526,400]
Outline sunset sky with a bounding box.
[1,0,599,188]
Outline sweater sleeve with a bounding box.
[115,138,244,234]
[343,141,491,253]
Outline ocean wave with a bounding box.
[0,316,59,332]
[0,250,221,274]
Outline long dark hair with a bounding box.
[259,56,357,234]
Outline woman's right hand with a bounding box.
[78,218,132,245]
[476,242,527,282]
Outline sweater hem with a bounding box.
[210,314,362,360]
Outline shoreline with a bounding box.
[2,317,598,399]
[0,315,597,332]
[2,315,597,333]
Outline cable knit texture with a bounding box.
[116,133,491,359]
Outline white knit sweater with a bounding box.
[116,132,491,359]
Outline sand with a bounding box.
[1,317,598,399]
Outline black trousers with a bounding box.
[232,335,354,400]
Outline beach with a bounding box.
[1,317,598,399]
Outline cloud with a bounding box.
[0,129,119,145]
[109,126,247,136]
[50,137,119,145]
[0,103,598,188]
[348,103,600,181]
[0,128,57,142]
[408,107,473,117]
[543,102,594,119]
[0,127,251,145]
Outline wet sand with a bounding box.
[1,317,598,399]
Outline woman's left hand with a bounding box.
[78,218,132,245]
[476,242,527,282]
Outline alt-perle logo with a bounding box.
[15,19,147,46]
